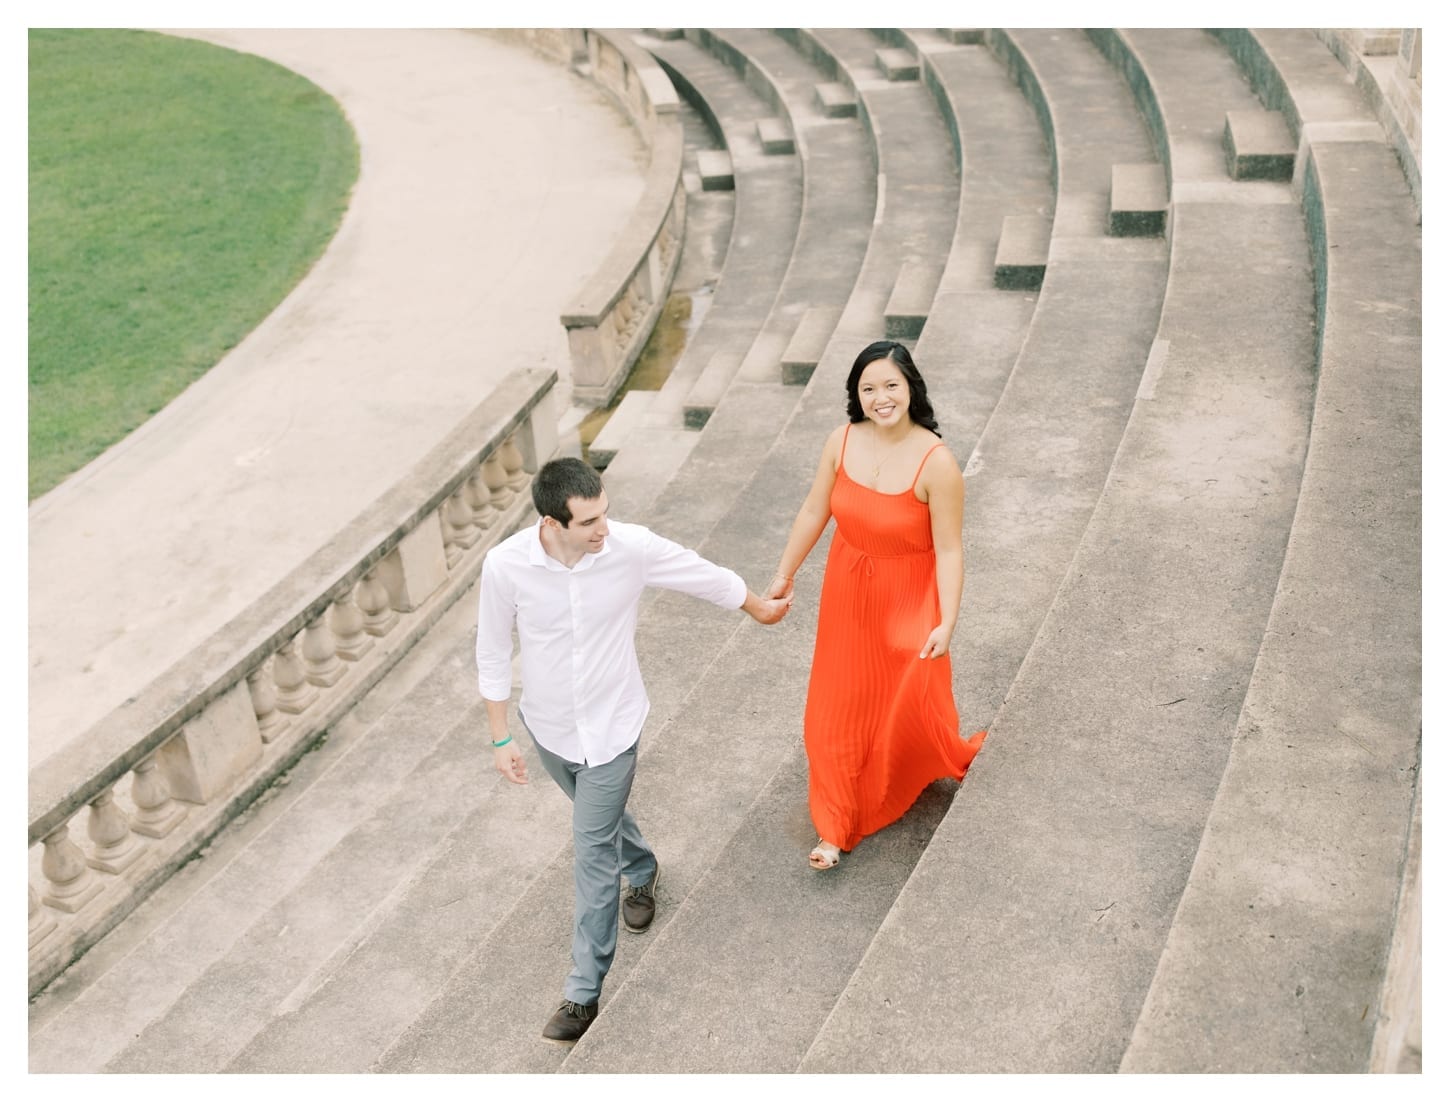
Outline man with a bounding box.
[475,457,791,1044]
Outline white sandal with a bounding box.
[809,841,841,870]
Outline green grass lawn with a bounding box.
[28,29,359,499]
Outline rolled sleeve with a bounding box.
[641,529,748,610]
[475,554,517,701]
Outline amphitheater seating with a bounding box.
[28,25,1420,1076]
[807,26,1318,1073]
[636,35,801,435]
[1223,107,1296,178]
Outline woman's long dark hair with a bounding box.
[844,340,940,436]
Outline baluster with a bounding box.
[30,883,59,949]
[302,615,345,687]
[484,450,514,510]
[465,463,500,531]
[86,787,143,874]
[40,822,104,913]
[357,568,399,638]
[500,433,529,491]
[130,753,188,837]
[247,661,288,743]
[273,634,319,713]
[330,588,374,661]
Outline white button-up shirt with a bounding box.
[476,519,748,766]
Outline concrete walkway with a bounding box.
[27,29,646,766]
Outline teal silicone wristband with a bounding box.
[492,734,513,748]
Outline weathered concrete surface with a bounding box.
[1116,31,1421,1072]
[28,29,646,765]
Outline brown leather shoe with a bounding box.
[542,999,598,1044]
[622,864,660,933]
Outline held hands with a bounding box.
[493,740,528,785]
[765,572,795,602]
[744,585,792,625]
[919,624,953,660]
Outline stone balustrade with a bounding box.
[556,30,686,406]
[468,30,685,407]
[27,368,558,996]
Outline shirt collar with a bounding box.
[529,517,612,573]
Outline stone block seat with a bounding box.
[882,257,941,339]
[875,46,920,81]
[585,389,654,467]
[755,116,794,154]
[777,305,839,385]
[694,148,735,189]
[681,348,737,427]
[1223,106,1296,179]
[1109,161,1168,235]
[813,81,856,116]
[992,213,1051,289]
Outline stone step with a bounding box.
[755,116,794,154]
[1223,107,1296,180]
[703,29,873,388]
[565,744,956,1071]
[225,647,572,1069]
[799,32,1171,1067]
[813,81,856,117]
[993,213,1051,289]
[28,597,486,1072]
[806,26,958,316]
[883,257,942,339]
[807,27,1325,1073]
[682,347,738,427]
[1119,28,1422,1073]
[374,557,824,1072]
[893,31,1051,457]
[779,305,839,384]
[1109,162,1168,236]
[590,424,703,521]
[586,389,655,468]
[636,34,801,441]
[940,28,984,45]
[105,696,499,1071]
[875,46,919,81]
[696,148,735,190]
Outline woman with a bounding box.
[768,340,986,870]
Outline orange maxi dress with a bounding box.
[804,428,987,851]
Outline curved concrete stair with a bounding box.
[635,33,801,430]
[1119,29,1422,1073]
[553,26,1045,1074]
[26,28,1418,1078]
[28,596,493,1071]
[895,29,1053,466]
[940,27,1168,736]
[806,28,1230,1072]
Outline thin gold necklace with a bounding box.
[870,424,912,486]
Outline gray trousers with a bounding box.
[529,727,658,1005]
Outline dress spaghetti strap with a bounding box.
[839,422,852,466]
[910,442,944,492]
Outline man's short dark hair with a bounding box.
[532,457,604,526]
